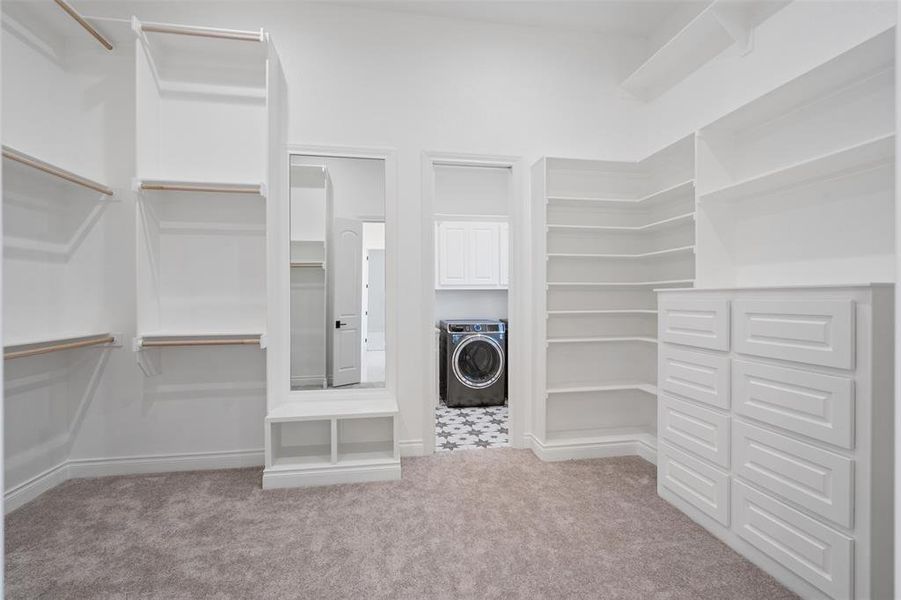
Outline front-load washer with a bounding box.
[439,319,506,408]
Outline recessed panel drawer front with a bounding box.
[660,394,730,468]
[733,481,852,600]
[659,297,730,351]
[732,299,855,369]
[659,441,729,525]
[732,420,853,528]
[659,346,730,409]
[733,359,854,449]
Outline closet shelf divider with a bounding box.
[546,336,657,346]
[3,145,114,196]
[547,245,695,260]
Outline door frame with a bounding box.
[421,151,528,453]
[271,144,398,407]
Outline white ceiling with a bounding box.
[330,1,693,37]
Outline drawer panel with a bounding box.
[733,481,852,600]
[659,441,729,525]
[660,394,730,468]
[733,420,853,528]
[659,346,730,409]
[732,299,855,369]
[659,297,730,351]
[733,359,854,449]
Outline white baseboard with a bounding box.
[5,461,70,514]
[68,448,264,479]
[398,438,425,456]
[262,461,401,489]
[5,448,264,514]
[526,433,657,464]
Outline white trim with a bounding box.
[421,151,527,456]
[4,449,264,514]
[398,439,425,457]
[4,461,69,514]
[526,433,657,464]
[262,461,401,489]
[271,145,399,404]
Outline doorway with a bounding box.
[421,152,526,455]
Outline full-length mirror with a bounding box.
[289,155,386,390]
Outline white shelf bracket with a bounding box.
[133,338,161,377]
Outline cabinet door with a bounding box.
[498,223,509,288]
[468,223,500,286]
[436,222,469,287]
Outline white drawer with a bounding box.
[733,481,852,600]
[658,441,729,526]
[733,420,853,528]
[659,297,730,351]
[660,394,730,468]
[732,299,855,369]
[659,346,730,410]
[733,359,854,449]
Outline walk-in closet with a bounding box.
[1,1,898,599]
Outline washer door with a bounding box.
[452,334,504,390]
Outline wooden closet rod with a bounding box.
[141,338,260,348]
[53,0,114,51]
[140,23,263,43]
[5,335,115,360]
[2,146,114,196]
[140,182,262,195]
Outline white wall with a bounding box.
[5,0,642,496]
[5,0,896,499]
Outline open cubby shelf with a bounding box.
[547,211,693,232]
[546,383,657,396]
[547,245,694,260]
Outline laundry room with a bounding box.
[430,158,513,452]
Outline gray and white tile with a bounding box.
[435,405,508,452]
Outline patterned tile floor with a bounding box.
[435,404,508,452]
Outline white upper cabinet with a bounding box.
[435,221,508,289]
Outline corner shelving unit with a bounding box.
[532,135,696,462]
[620,0,790,100]
[132,18,279,373]
[695,28,895,287]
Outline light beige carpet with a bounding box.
[5,449,797,599]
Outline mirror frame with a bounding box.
[268,144,398,407]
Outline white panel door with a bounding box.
[468,222,500,286]
[658,441,730,525]
[331,218,362,387]
[732,420,853,528]
[732,299,855,369]
[436,222,468,287]
[732,481,853,600]
[660,394,730,468]
[658,346,731,409]
[659,297,730,351]
[733,359,854,448]
[498,222,509,288]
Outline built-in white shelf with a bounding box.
[547,279,693,289]
[3,145,113,196]
[546,179,694,206]
[699,133,894,204]
[547,212,693,232]
[4,333,117,360]
[547,246,695,260]
[547,309,658,316]
[547,336,656,345]
[268,398,399,423]
[546,382,658,396]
